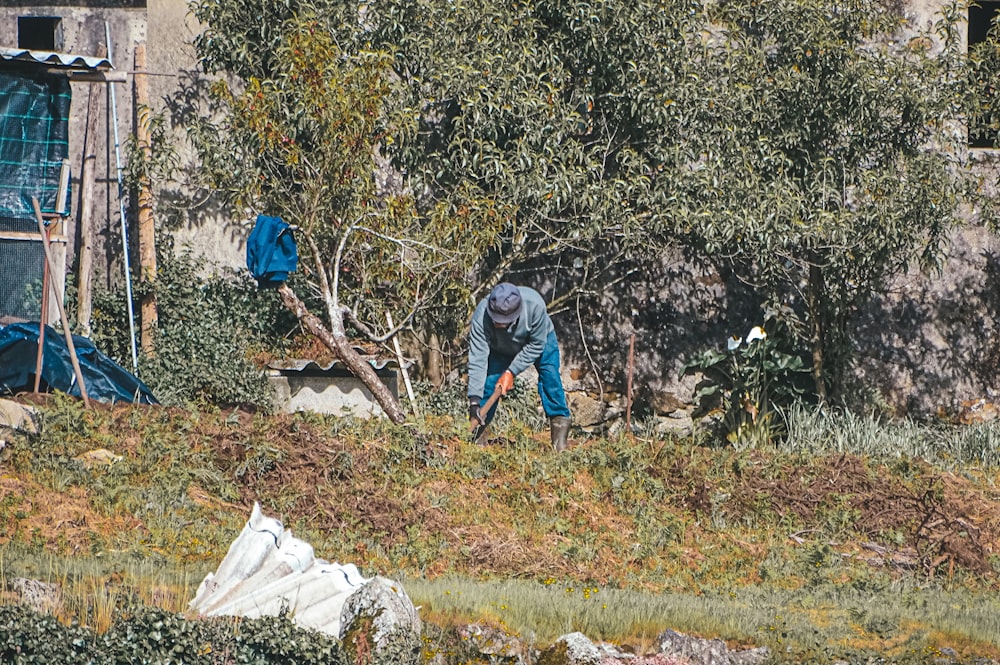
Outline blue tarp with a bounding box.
[247,214,298,288]
[0,322,158,404]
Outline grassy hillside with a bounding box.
[3,393,1000,662]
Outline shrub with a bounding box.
[90,240,298,408]
[0,604,346,664]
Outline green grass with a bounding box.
[5,394,1000,661]
[782,405,1000,469]
[404,574,1000,659]
[0,545,210,631]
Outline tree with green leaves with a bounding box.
[356,0,971,404]
[185,0,971,418]
[367,0,709,303]
[668,0,969,402]
[186,0,717,414]
[187,5,500,421]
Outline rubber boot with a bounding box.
[550,416,571,452]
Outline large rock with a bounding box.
[537,632,602,665]
[339,576,422,665]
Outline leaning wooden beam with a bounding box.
[32,197,90,407]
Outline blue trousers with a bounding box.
[480,331,571,424]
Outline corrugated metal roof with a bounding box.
[267,355,413,373]
[0,47,113,71]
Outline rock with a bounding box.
[594,640,637,661]
[656,629,769,665]
[455,623,534,665]
[957,398,1000,424]
[654,411,694,437]
[10,577,61,614]
[75,448,122,468]
[568,392,609,428]
[339,576,422,665]
[538,632,602,665]
[0,399,37,434]
[647,390,685,416]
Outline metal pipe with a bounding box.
[105,21,139,375]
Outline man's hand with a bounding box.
[498,370,515,395]
[468,397,482,423]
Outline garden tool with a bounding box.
[470,384,504,443]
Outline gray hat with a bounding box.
[487,283,523,325]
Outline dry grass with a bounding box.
[5,396,1000,658]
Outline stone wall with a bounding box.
[548,223,1000,424]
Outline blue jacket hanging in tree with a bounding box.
[246,214,298,288]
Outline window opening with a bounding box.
[17,16,61,52]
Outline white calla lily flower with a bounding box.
[745,326,767,343]
[727,335,742,351]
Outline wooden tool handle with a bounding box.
[469,384,504,432]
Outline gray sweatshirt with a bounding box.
[467,286,555,400]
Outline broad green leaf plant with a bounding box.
[682,313,809,448]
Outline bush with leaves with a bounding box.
[683,311,810,448]
[90,240,298,408]
[0,604,346,664]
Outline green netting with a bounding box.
[0,71,71,217]
[0,216,44,322]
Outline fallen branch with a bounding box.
[277,283,407,424]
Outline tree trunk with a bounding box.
[277,283,407,424]
[807,262,827,402]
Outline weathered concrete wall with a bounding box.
[852,224,1000,417]
[145,0,248,271]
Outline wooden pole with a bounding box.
[32,198,90,407]
[76,45,105,337]
[134,42,158,355]
[385,311,419,417]
[33,239,50,393]
[625,333,635,434]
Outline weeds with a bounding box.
[403,574,1000,658]
[782,405,1000,469]
[6,397,1000,659]
[0,546,208,632]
